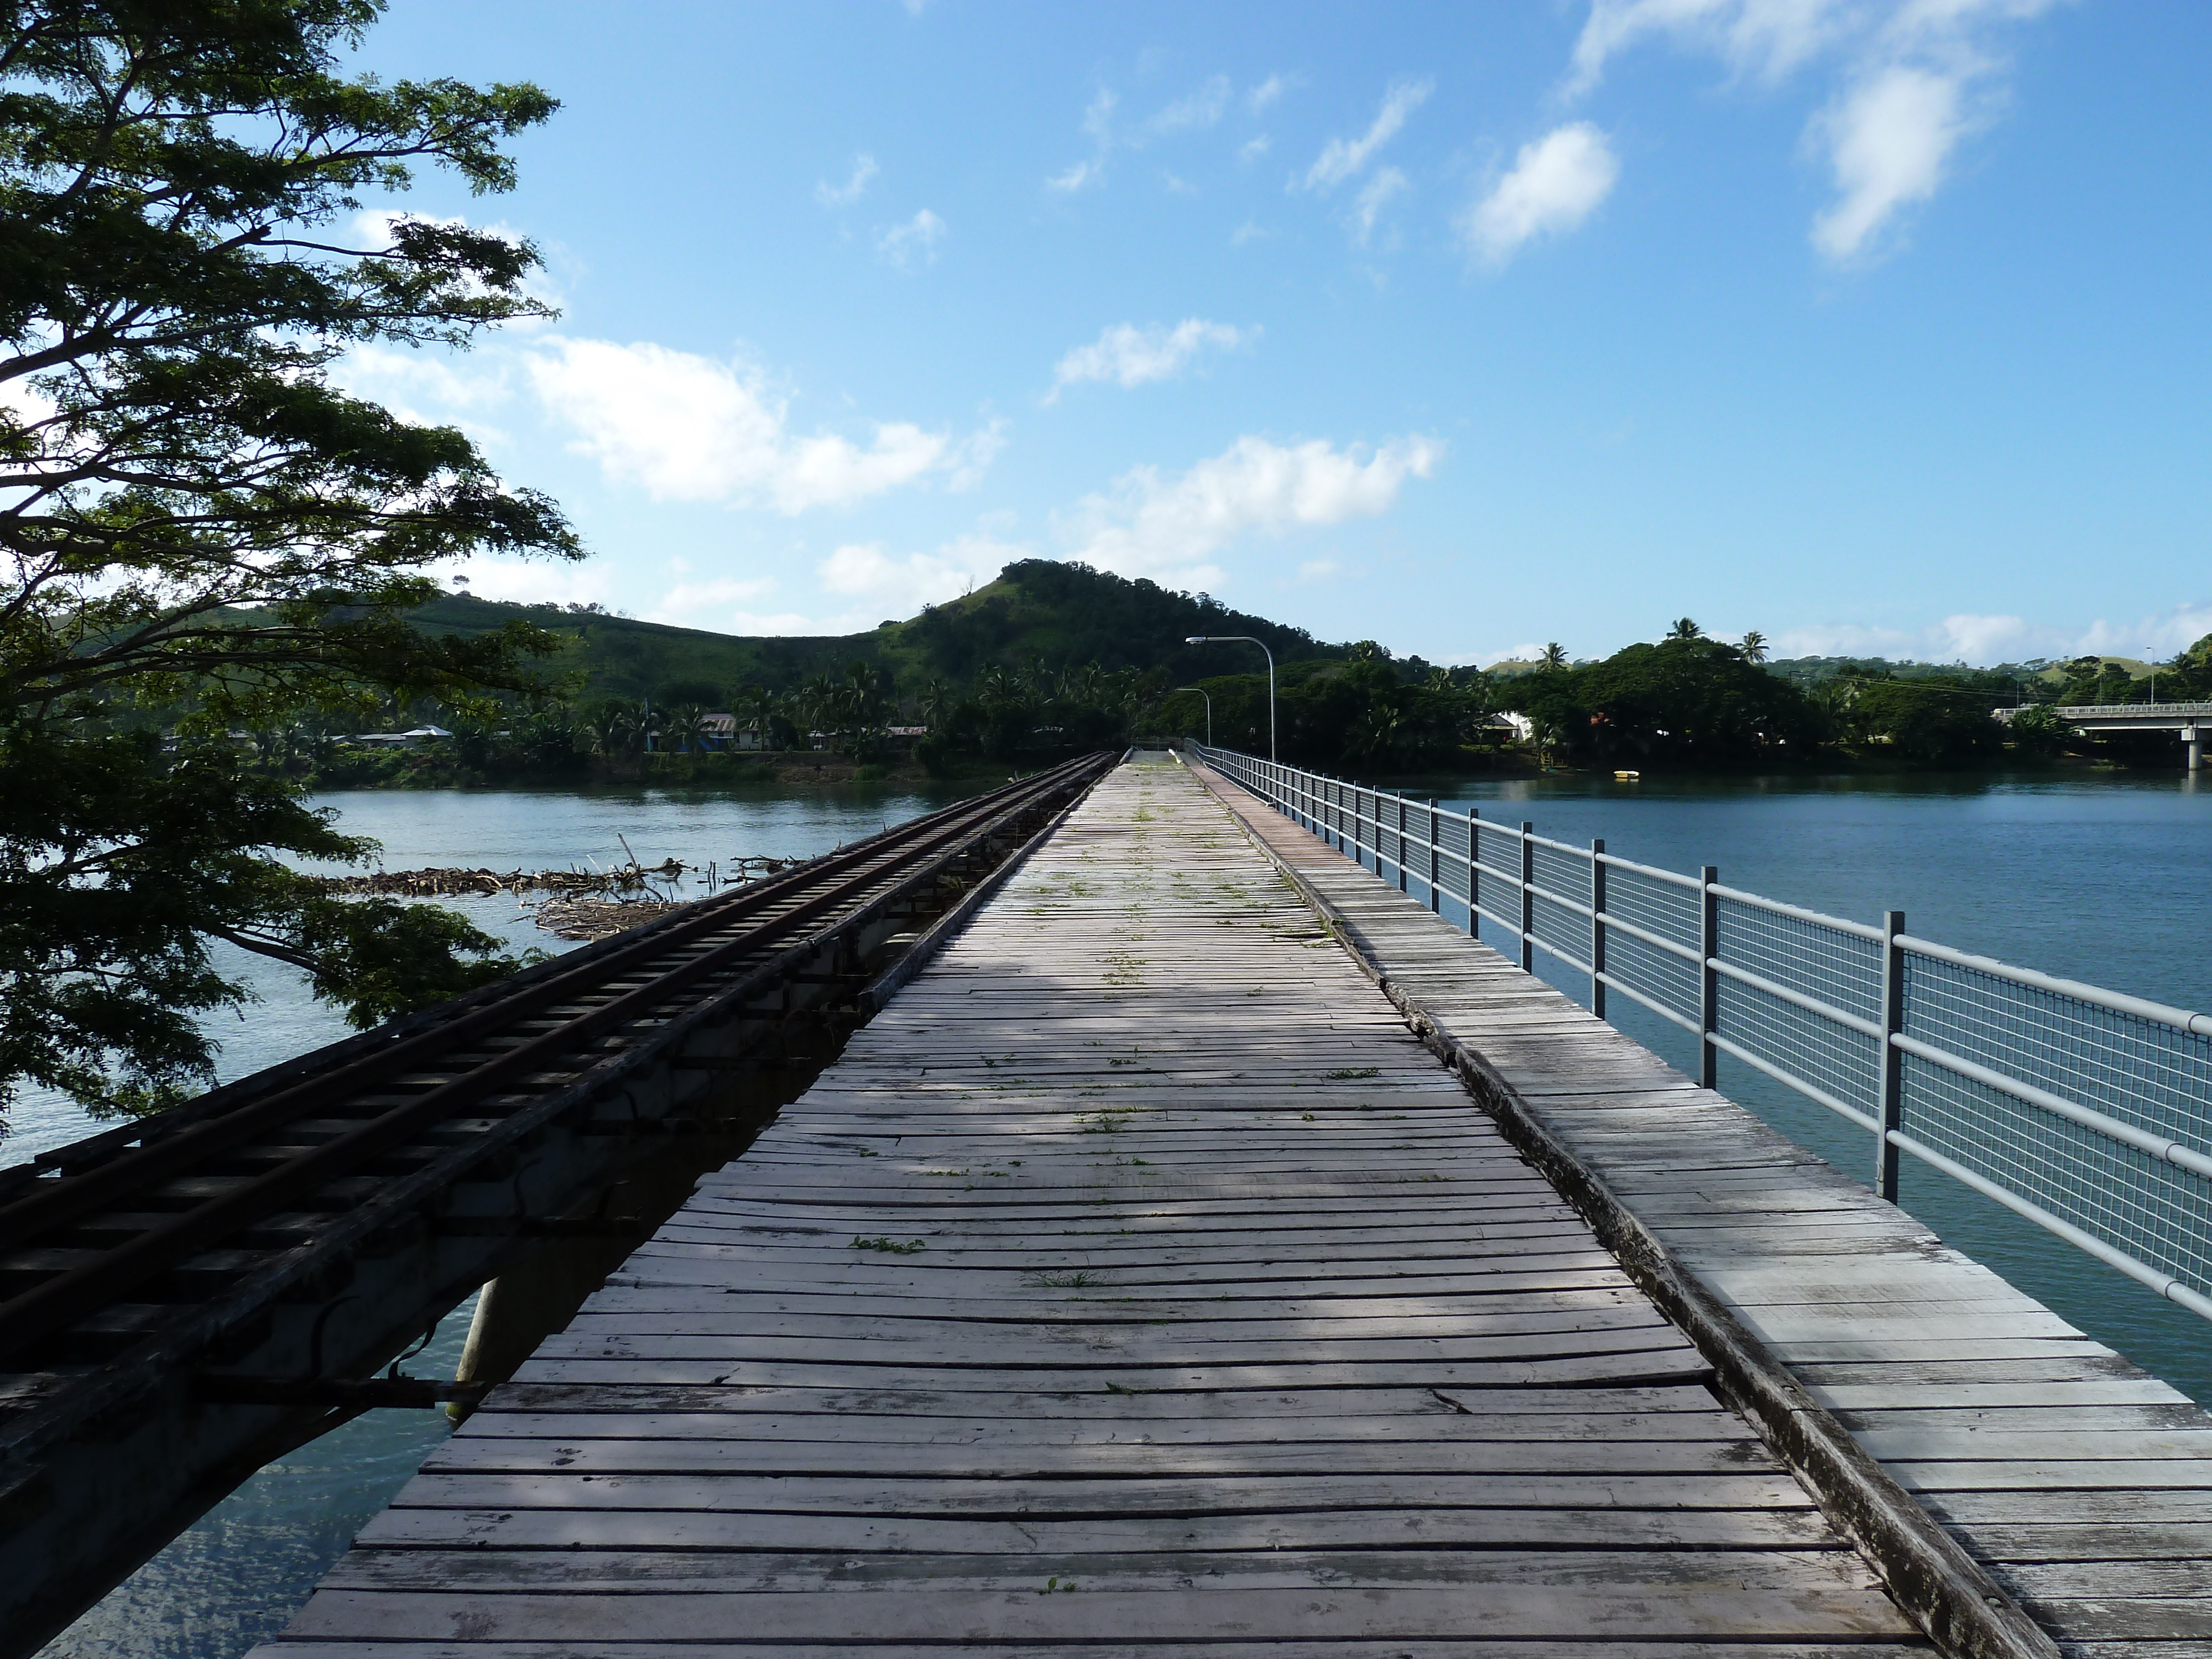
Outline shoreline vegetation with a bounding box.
[225,566,2209,795]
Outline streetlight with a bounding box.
[1184,635,1275,759]
[1174,686,1213,747]
[2145,649,2159,706]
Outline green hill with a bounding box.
[410,559,1350,705]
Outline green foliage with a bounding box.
[1509,637,1823,769]
[2007,702,2075,756]
[0,1,573,1121]
[1847,678,2003,763]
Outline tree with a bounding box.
[1739,630,1768,664]
[1,3,578,1123]
[1538,643,1568,670]
[2007,702,2075,757]
[1667,618,1703,641]
[1511,636,1822,770]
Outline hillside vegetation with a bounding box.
[227,565,2212,785]
[411,560,1348,702]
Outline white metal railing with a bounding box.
[1191,743,2212,1322]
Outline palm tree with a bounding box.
[1739,630,1768,664]
[917,677,953,729]
[1538,643,1568,670]
[662,703,709,753]
[1667,618,1703,641]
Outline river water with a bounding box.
[19,768,2212,1656]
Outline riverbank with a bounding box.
[295,747,1021,792]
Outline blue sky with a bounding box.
[341,1,2212,667]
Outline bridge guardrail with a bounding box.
[1191,743,2212,1323]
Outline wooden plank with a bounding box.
[249,758,1917,1657]
[1183,755,2212,1659]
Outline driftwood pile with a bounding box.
[311,852,806,945]
[314,860,688,898]
[530,896,682,942]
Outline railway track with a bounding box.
[0,750,1112,1653]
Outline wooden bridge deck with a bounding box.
[1184,757,2212,1658]
[254,756,1927,1657]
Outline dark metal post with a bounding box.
[1468,809,1480,940]
[1699,866,1720,1089]
[1590,839,1607,1020]
[1396,796,1408,893]
[1877,910,1906,1202]
[1427,801,1441,914]
[1519,823,1536,974]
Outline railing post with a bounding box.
[1396,796,1408,893]
[1519,823,1536,974]
[1427,801,1441,914]
[1877,909,1906,1202]
[1468,809,1480,940]
[1699,865,1719,1089]
[1590,839,1606,1020]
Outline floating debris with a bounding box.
[312,852,801,899]
[530,896,683,942]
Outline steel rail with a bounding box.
[0,754,1093,1259]
[0,755,1108,1365]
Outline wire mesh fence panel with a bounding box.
[1603,919,1701,1029]
[1188,742,2212,1319]
[1714,974,1881,1127]
[1530,843,1593,969]
[1905,955,2212,1154]
[1602,863,1700,957]
[1433,811,1472,908]
[1723,899,1885,1029]
[1899,1048,2212,1304]
[1712,896,1885,1126]
[1471,821,1523,891]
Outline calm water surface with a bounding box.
[21,769,2212,1656]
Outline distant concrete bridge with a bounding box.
[1999,699,2212,768]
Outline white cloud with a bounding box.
[945,419,1007,493]
[1561,0,2060,263]
[1568,0,1849,94]
[697,534,1024,637]
[815,154,878,208]
[525,337,983,512]
[1247,74,1293,114]
[645,575,779,625]
[876,208,947,270]
[1046,319,1254,401]
[1296,558,1341,582]
[1151,76,1229,133]
[1230,220,1270,246]
[455,556,614,609]
[1462,123,1619,264]
[819,534,1023,613]
[1238,135,1272,164]
[1350,166,1410,247]
[1770,602,2212,665]
[1302,78,1432,192]
[1061,432,1444,587]
[1048,90,1117,192]
[1810,64,1962,260]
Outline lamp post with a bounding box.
[1175,686,1213,747]
[1184,635,1275,759]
